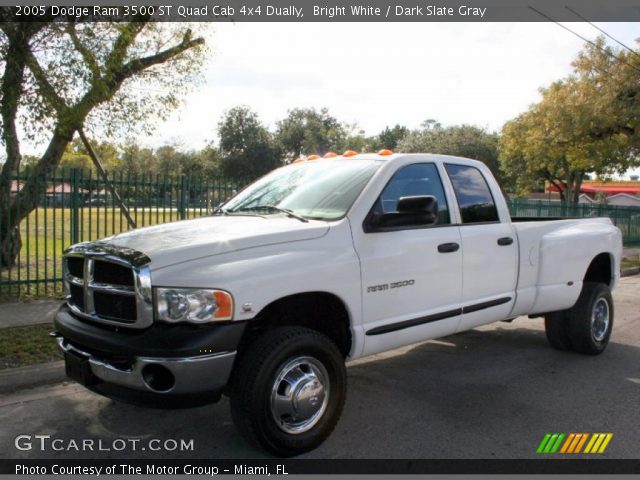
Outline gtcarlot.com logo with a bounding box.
[537,433,613,454]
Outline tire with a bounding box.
[230,327,347,457]
[567,282,614,355]
[544,311,572,351]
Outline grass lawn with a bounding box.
[0,323,61,369]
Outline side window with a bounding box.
[374,163,450,226]
[445,164,499,224]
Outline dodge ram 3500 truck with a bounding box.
[54,152,622,456]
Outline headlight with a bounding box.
[155,288,234,323]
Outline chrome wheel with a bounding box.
[270,356,329,434]
[591,298,610,342]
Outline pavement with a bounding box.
[0,298,62,328]
[0,275,638,459]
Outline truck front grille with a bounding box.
[63,243,153,329]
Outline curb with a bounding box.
[621,267,640,277]
[0,361,67,394]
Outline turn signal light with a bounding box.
[342,150,358,157]
[378,149,393,156]
[323,152,337,158]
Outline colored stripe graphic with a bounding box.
[537,433,565,454]
[539,433,613,454]
[584,433,614,454]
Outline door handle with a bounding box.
[497,237,514,246]
[438,242,460,253]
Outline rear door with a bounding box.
[352,162,464,356]
[443,163,518,331]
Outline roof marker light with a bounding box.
[292,158,304,164]
[342,150,358,157]
[378,149,394,156]
[307,154,320,160]
[323,152,337,158]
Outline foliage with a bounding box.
[398,123,503,183]
[275,107,348,161]
[218,106,282,181]
[500,37,640,203]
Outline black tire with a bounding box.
[544,311,572,351]
[567,282,614,355]
[230,327,346,457]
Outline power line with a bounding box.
[564,6,640,62]
[528,6,640,75]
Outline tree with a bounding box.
[0,20,206,266]
[275,107,348,161]
[398,123,503,183]
[372,124,409,151]
[500,37,640,203]
[218,106,281,181]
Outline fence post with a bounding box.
[179,175,187,220]
[71,168,80,245]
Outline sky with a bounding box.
[143,22,639,152]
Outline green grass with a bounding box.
[0,323,61,370]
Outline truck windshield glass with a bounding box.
[223,160,382,221]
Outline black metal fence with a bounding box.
[1,168,241,299]
[2,171,640,300]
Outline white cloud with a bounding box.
[145,21,638,150]
[22,21,639,162]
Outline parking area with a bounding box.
[1,276,639,459]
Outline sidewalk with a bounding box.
[0,299,62,328]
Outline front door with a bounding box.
[352,162,464,356]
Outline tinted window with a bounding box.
[445,164,499,224]
[374,163,450,226]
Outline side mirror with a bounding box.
[369,195,439,230]
[396,195,438,217]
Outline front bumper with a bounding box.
[54,304,246,403]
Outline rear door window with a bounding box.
[445,164,499,224]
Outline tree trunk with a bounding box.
[0,222,21,269]
[0,132,72,267]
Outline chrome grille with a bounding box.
[63,242,153,329]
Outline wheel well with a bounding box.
[240,292,352,358]
[583,253,613,286]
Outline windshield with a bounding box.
[223,159,382,221]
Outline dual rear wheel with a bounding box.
[544,282,614,355]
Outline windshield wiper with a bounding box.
[231,205,309,223]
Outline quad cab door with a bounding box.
[351,162,464,356]
[443,163,518,331]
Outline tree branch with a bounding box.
[65,23,101,80]
[116,32,204,83]
[24,48,67,113]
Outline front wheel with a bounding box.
[230,327,346,456]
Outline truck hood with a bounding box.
[104,215,330,269]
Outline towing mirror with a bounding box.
[396,195,438,217]
[368,195,438,231]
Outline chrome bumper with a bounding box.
[57,337,236,395]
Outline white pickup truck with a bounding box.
[54,152,622,456]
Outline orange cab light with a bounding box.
[292,158,304,163]
[342,150,358,157]
[323,152,337,158]
[378,149,393,156]
[307,154,320,160]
